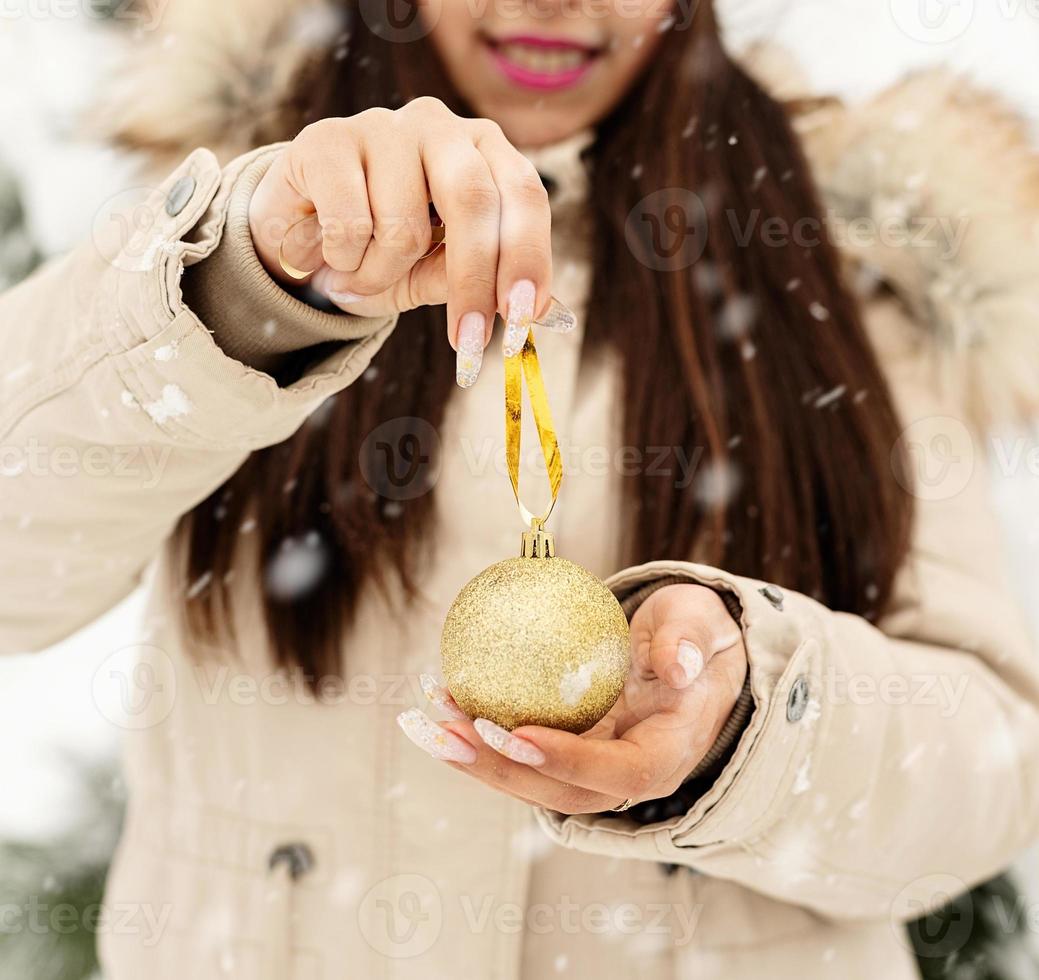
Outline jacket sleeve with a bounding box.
[536,300,1039,923]
[0,146,397,653]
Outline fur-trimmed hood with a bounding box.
[107,0,1039,426]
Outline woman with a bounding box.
[2,0,1038,976]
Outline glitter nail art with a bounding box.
[537,298,577,334]
[676,640,704,687]
[456,312,486,388]
[503,280,536,358]
[474,718,547,766]
[397,708,477,763]
[420,674,468,721]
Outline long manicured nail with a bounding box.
[420,673,468,721]
[673,640,705,689]
[538,298,576,334]
[327,290,365,307]
[310,267,362,306]
[503,280,536,358]
[397,708,477,763]
[455,312,486,388]
[474,718,547,766]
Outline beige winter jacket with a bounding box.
[2,22,1039,980]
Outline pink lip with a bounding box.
[484,35,599,92]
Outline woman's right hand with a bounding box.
[248,97,555,386]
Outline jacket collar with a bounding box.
[521,129,594,208]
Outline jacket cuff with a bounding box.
[180,144,381,374]
[98,147,398,451]
[535,560,823,866]
[616,575,753,787]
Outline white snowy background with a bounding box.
[0,0,1038,967]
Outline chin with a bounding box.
[490,106,595,149]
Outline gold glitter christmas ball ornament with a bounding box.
[441,526,630,733]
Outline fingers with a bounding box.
[507,723,691,804]
[397,708,477,764]
[352,124,433,294]
[419,673,468,721]
[421,134,500,353]
[445,719,618,814]
[286,121,374,277]
[472,718,545,765]
[255,102,557,391]
[473,121,553,356]
[631,584,744,692]
[399,586,750,815]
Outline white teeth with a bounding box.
[498,43,589,74]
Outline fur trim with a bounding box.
[104,0,342,166]
[799,72,1039,426]
[105,6,1039,424]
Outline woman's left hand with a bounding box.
[400,584,748,814]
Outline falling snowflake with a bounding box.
[792,755,812,795]
[4,361,32,383]
[693,459,741,508]
[717,294,757,340]
[186,571,212,600]
[814,385,846,409]
[511,822,555,862]
[264,531,331,601]
[899,743,927,771]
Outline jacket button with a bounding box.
[758,584,784,611]
[786,676,810,722]
[165,175,197,217]
[268,842,315,881]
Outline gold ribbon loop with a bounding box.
[505,335,562,528]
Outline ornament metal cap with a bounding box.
[521,517,556,559]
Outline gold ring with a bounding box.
[277,213,446,282]
[278,214,320,280]
[610,798,635,813]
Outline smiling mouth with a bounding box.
[482,34,603,91]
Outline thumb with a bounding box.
[311,249,448,320]
[631,584,741,692]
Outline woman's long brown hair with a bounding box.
[178,0,912,682]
